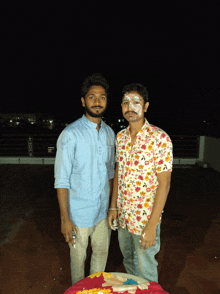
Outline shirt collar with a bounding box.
[126,118,150,135]
[82,114,104,129]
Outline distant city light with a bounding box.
[49,120,53,123]
[118,119,121,122]
[10,120,12,122]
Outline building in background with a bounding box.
[0,113,71,129]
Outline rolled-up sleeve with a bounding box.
[54,129,75,189]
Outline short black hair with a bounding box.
[81,73,109,98]
[122,83,149,103]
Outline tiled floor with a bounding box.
[0,165,220,294]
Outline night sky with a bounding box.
[1,2,219,134]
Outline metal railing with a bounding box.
[0,133,58,157]
[0,133,199,158]
[170,135,199,158]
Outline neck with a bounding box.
[85,113,101,125]
[129,118,145,135]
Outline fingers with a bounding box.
[72,225,77,235]
[108,211,117,227]
[140,238,155,249]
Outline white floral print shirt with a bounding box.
[116,119,173,235]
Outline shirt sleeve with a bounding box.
[54,129,75,189]
[154,132,173,173]
[107,130,116,180]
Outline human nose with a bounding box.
[128,102,134,110]
[94,97,101,104]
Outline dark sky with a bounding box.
[1,2,219,133]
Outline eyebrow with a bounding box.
[88,93,107,96]
[122,96,141,101]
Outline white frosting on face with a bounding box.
[123,94,142,101]
[122,93,142,118]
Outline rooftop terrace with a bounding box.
[0,165,220,293]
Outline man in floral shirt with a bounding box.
[108,83,173,283]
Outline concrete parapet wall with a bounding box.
[203,136,220,173]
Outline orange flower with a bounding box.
[150,185,156,190]
[118,133,122,138]
[145,176,149,181]
[165,156,170,162]
[130,198,134,203]
[126,166,129,171]
[135,155,140,159]
[139,165,144,169]
[126,145,129,151]
[133,228,138,233]
[142,220,147,225]
[140,191,146,196]
[136,181,141,186]
[157,167,161,172]
[120,151,123,155]
[148,145,152,150]
[162,143,166,148]
[151,141,155,145]
[144,202,149,208]
[136,210,141,215]
[149,132,153,135]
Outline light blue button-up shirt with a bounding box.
[54,115,115,228]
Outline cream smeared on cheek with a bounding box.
[123,94,143,118]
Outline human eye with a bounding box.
[101,96,106,100]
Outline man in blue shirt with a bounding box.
[54,73,115,284]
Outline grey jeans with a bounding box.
[118,221,161,283]
[68,218,111,284]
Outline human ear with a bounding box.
[81,97,85,107]
[144,102,149,112]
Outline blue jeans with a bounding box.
[118,221,161,282]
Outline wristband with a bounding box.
[109,208,118,211]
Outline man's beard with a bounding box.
[85,103,107,118]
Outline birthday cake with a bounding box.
[63,272,169,294]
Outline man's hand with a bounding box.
[61,219,77,247]
[140,225,157,250]
[108,210,118,229]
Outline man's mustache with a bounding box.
[92,106,103,109]
[125,111,137,115]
